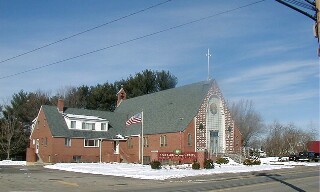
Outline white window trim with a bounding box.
[84,139,99,147]
[82,122,95,130]
[65,138,71,147]
[101,123,107,131]
[70,121,76,129]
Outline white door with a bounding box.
[113,141,119,154]
[35,139,39,154]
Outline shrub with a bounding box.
[243,158,261,165]
[150,160,162,169]
[204,159,214,169]
[192,161,200,169]
[216,157,229,164]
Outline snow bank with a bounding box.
[2,157,319,180]
[0,160,26,166]
[44,162,292,180]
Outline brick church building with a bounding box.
[26,80,242,165]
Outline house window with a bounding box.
[127,137,133,149]
[84,139,99,147]
[160,135,167,147]
[82,122,95,130]
[44,137,48,146]
[73,155,82,163]
[65,138,71,146]
[70,121,76,129]
[187,133,192,146]
[143,136,149,147]
[101,123,107,131]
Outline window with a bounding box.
[143,137,149,147]
[82,122,95,130]
[187,133,192,146]
[84,139,99,147]
[160,135,167,147]
[101,123,107,131]
[73,155,81,163]
[44,137,48,146]
[143,156,151,165]
[70,121,76,129]
[65,138,71,146]
[127,137,133,149]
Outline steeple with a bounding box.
[116,85,126,107]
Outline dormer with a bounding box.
[116,85,126,107]
[63,113,109,131]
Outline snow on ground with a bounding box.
[1,158,319,180]
[44,162,293,180]
[0,160,26,166]
[260,157,320,167]
[44,157,320,180]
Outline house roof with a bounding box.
[115,80,212,136]
[42,105,127,139]
[42,80,213,139]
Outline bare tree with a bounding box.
[0,115,25,159]
[0,90,50,159]
[229,99,264,147]
[264,121,315,157]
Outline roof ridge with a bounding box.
[121,80,212,103]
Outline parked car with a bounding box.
[314,153,319,162]
[289,154,297,161]
[297,152,315,162]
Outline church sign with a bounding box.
[158,152,197,163]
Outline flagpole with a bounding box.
[141,110,144,165]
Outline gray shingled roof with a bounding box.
[43,80,212,139]
[42,105,127,139]
[115,81,212,136]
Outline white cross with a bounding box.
[206,48,212,81]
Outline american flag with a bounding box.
[126,112,142,126]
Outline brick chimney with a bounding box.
[116,85,126,107]
[57,98,64,112]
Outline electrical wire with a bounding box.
[0,0,266,80]
[0,0,172,64]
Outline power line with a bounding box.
[0,0,266,80]
[0,0,172,64]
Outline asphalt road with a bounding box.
[0,165,319,192]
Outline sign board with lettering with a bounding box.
[158,152,197,163]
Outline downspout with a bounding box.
[180,131,182,151]
[99,139,102,163]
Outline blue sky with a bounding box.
[1,0,319,131]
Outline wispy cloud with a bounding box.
[223,59,317,85]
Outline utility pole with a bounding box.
[275,0,319,55]
[316,0,320,55]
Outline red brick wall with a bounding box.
[28,107,54,162]
[120,136,140,163]
[141,119,196,162]
[233,126,242,154]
